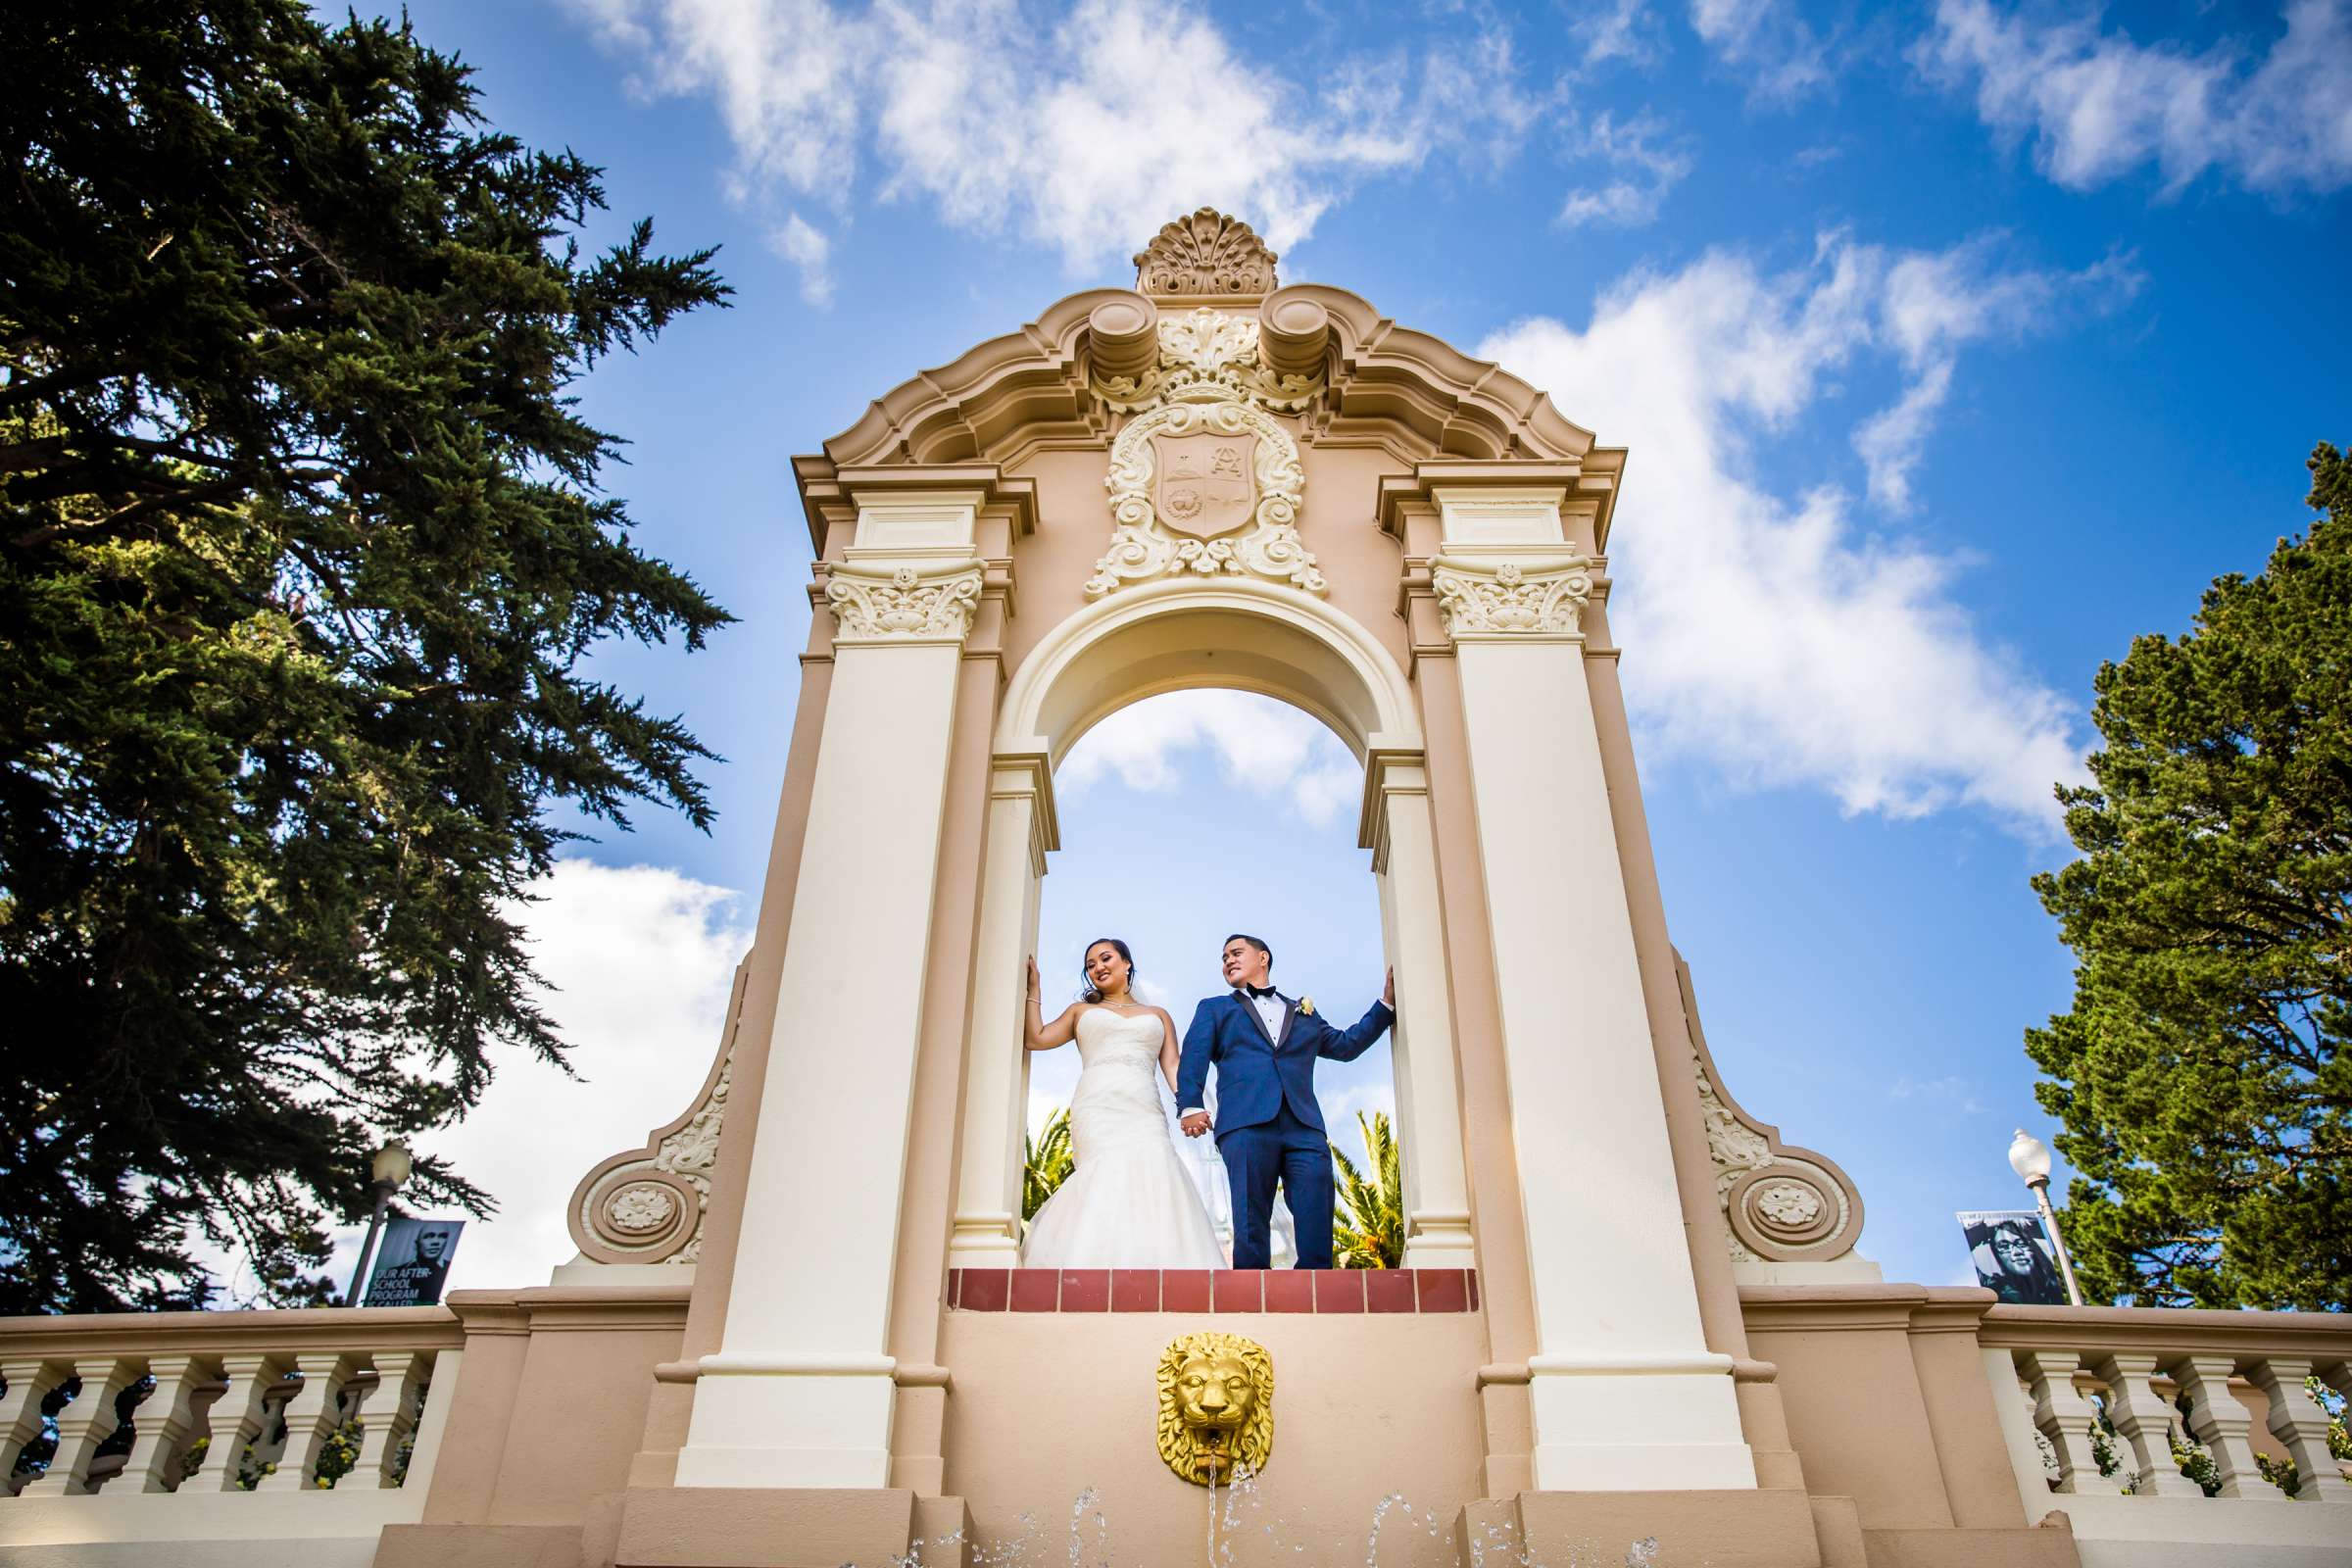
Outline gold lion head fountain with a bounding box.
[1155,1332,1273,1485]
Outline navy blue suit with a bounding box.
[1177,990,1394,1268]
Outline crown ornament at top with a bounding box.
[1134,209,1279,296]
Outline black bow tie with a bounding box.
[1242,984,1279,1000]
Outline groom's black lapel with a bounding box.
[1234,990,1277,1047]
[1272,996,1300,1054]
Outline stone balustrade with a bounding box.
[0,1305,465,1568]
[1978,1303,2352,1567]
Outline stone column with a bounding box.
[947,756,1057,1268]
[676,494,988,1491]
[1364,752,1476,1269]
[1431,485,1755,1493]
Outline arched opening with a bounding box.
[996,576,1422,761]
[952,580,1475,1273]
[1028,688,1390,1265]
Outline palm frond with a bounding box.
[1331,1110,1404,1268]
[1021,1107,1075,1225]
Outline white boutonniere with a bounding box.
[1298,997,1315,1017]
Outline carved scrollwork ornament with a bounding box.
[825,563,984,642]
[1095,309,1322,415]
[1087,308,1325,599]
[1429,556,1595,640]
[1133,208,1280,297]
[567,1011,739,1265]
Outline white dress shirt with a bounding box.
[1181,989,1284,1120]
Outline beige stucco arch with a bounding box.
[994,574,1422,762]
[953,575,1471,1278]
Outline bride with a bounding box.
[1020,940,1224,1269]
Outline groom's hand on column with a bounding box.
[1179,1111,1211,1138]
[1383,967,1395,1008]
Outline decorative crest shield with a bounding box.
[1152,432,1256,539]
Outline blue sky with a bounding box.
[334,0,2351,1298]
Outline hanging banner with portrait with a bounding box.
[361,1216,466,1306]
[1956,1209,2068,1305]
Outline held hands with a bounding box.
[1383,966,1396,1008]
[1179,1111,1211,1138]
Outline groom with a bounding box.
[1177,934,1395,1269]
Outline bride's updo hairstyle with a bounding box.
[1079,938,1137,1004]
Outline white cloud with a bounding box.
[321,859,752,1297]
[1854,236,2140,508]
[1850,360,1954,512]
[1480,234,2113,829]
[1321,1079,1397,1131]
[1573,0,1663,67]
[1689,0,1833,101]
[1558,110,1694,228]
[765,212,835,305]
[1059,689,1360,828]
[573,0,1545,272]
[1914,0,2352,198]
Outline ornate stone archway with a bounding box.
[559,212,1875,1563]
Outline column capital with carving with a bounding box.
[823,556,987,647]
[1428,548,1603,645]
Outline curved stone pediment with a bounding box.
[813,282,1607,479]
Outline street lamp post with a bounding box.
[343,1142,414,1307]
[2007,1129,2084,1306]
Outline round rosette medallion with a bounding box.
[1723,1164,1849,1260]
[578,1167,700,1262]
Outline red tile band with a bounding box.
[1059,1269,1109,1311]
[1313,1269,1365,1313]
[946,1268,1478,1312]
[1416,1269,1468,1312]
[1111,1269,1161,1312]
[1009,1268,1059,1311]
[1212,1269,1264,1312]
[1263,1271,1314,1312]
[1364,1270,1417,1313]
[1160,1269,1211,1312]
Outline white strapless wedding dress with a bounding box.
[1021,1008,1226,1269]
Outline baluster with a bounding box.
[2250,1357,2350,1502]
[254,1352,352,1492]
[0,1357,67,1483]
[19,1356,137,1495]
[2021,1349,2104,1494]
[2093,1352,2202,1496]
[120,1354,207,1494]
[203,1353,280,1492]
[2176,1355,2279,1501]
[325,1357,380,1493]
[351,1350,428,1489]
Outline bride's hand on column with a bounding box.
[1024,956,1076,1051]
